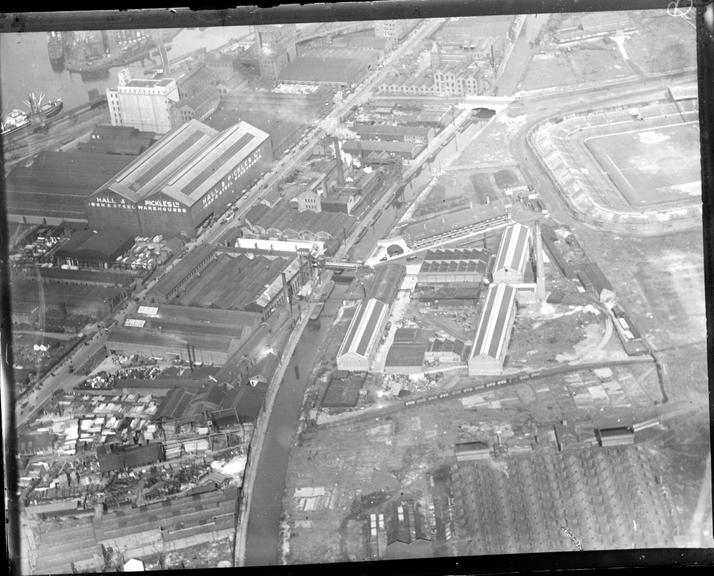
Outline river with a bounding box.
[0,26,253,114]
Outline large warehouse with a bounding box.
[492,223,532,284]
[106,304,261,366]
[5,151,134,223]
[336,298,390,372]
[336,263,405,371]
[468,283,517,376]
[87,119,272,237]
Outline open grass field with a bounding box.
[584,122,701,208]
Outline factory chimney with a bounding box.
[332,136,345,186]
[535,220,546,301]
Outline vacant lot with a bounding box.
[625,13,697,74]
[520,53,575,91]
[506,303,607,369]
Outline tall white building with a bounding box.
[374,19,419,42]
[106,69,180,134]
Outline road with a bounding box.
[15,302,136,429]
[198,18,445,248]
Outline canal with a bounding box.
[244,282,349,566]
[244,114,488,565]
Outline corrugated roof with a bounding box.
[494,223,531,275]
[250,203,355,240]
[148,244,215,299]
[367,263,405,304]
[6,151,133,220]
[55,228,133,259]
[338,299,388,360]
[470,283,516,360]
[278,56,367,85]
[98,119,268,207]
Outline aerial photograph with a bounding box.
[1,4,711,573]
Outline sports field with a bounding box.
[584,122,701,208]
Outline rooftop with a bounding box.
[55,228,134,259]
[279,56,369,85]
[97,119,269,207]
[247,202,355,240]
[6,151,133,220]
[148,244,215,299]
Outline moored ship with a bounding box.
[47,31,65,71]
[39,98,63,118]
[1,109,31,136]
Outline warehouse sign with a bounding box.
[89,194,128,207]
[144,199,182,209]
[202,149,263,208]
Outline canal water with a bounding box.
[244,282,349,566]
[244,117,487,565]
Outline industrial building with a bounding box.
[255,24,298,83]
[147,244,216,303]
[244,202,355,242]
[425,335,467,364]
[106,69,180,133]
[368,263,406,304]
[321,371,366,408]
[5,151,134,223]
[342,139,424,161]
[418,248,490,284]
[87,119,272,237]
[337,264,405,371]
[12,276,127,319]
[468,283,517,376]
[279,55,373,87]
[492,223,532,284]
[455,441,491,461]
[336,298,390,372]
[53,228,134,269]
[154,379,269,426]
[76,125,156,156]
[374,19,420,42]
[106,304,261,366]
[383,499,432,560]
[146,244,311,320]
[32,485,239,575]
[352,123,434,145]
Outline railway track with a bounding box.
[316,357,654,429]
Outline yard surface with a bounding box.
[584,122,701,207]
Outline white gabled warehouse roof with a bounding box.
[494,223,531,275]
[470,283,517,361]
[337,298,389,361]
